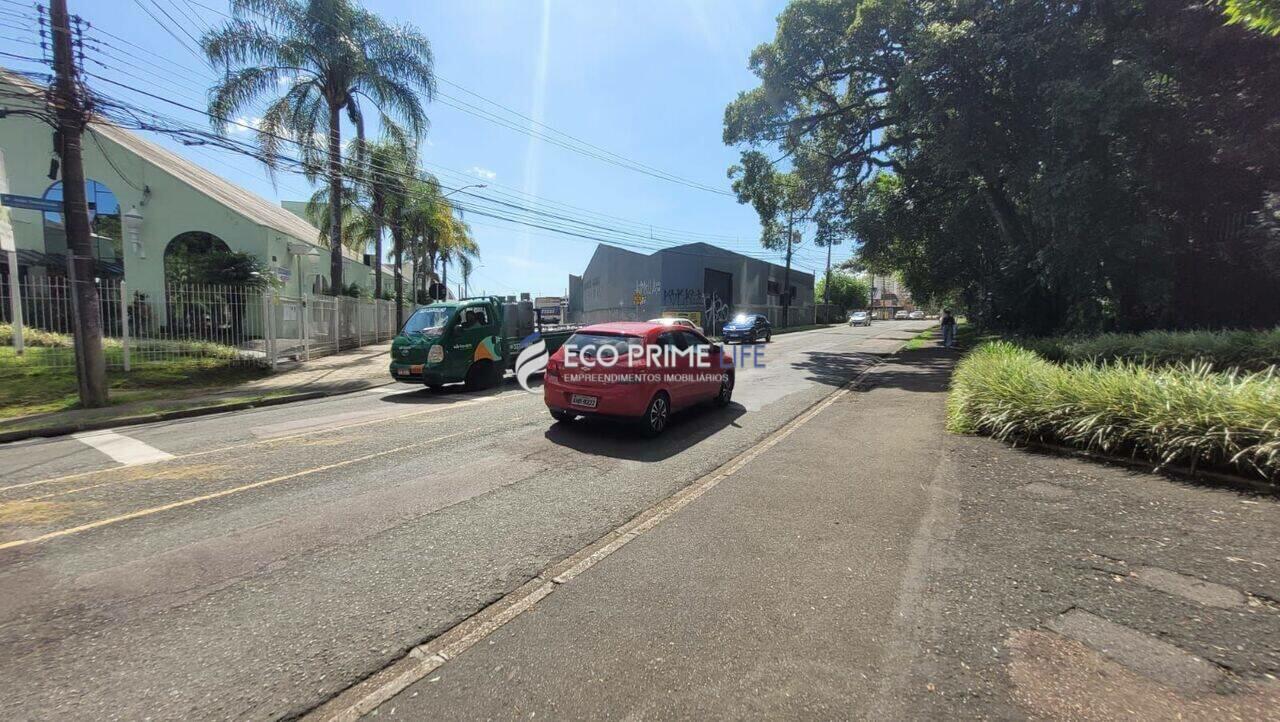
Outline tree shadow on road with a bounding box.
[854,347,954,394]
[543,402,747,462]
[788,350,879,388]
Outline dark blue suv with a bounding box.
[721,313,772,344]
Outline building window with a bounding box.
[163,231,233,284]
[767,279,781,295]
[42,179,122,271]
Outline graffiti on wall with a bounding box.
[634,279,662,296]
[705,293,730,325]
[662,287,704,307]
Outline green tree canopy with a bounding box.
[815,272,869,311]
[725,0,1280,334]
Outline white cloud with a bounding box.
[468,166,497,181]
[228,116,263,134]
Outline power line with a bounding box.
[180,0,735,197]
[29,11,838,272]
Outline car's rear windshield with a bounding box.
[564,332,642,357]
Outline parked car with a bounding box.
[544,322,735,436]
[721,313,772,344]
[648,317,699,331]
[894,310,911,320]
[909,310,925,320]
[848,310,871,327]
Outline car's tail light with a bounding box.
[546,358,560,378]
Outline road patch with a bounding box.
[1046,609,1223,693]
[1132,566,1247,609]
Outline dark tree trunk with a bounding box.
[392,224,404,329]
[372,195,384,300]
[326,101,344,295]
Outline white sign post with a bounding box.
[0,150,24,355]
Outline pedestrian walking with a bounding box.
[940,309,957,348]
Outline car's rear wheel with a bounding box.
[550,409,576,423]
[714,373,734,407]
[639,392,670,437]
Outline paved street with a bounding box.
[361,348,1280,721]
[0,321,931,720]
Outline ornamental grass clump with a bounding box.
[947,342,1280,482]
[1025,328,1280,372]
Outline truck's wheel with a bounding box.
[638,392,670,438]
[426,383,443,392]
[465,360,502,390]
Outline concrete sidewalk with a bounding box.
[353,343,1280,720]
[0,342,395,440]
[365,348,957,719]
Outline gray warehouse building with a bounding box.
[568,243,815,333]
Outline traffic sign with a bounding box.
[0,193,64,213]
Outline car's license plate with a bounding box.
[570,394,598,409]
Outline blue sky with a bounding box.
[7,0,851,296]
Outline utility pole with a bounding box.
[823,239,832,308]
[51,0,107,407]
[781,210,794,329]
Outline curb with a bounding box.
[1013,439,1279,496]
[0,382,394,444]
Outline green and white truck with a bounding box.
[389,296,576,390]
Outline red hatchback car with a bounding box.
[543,322,735,436]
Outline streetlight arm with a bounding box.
[441,183,486,199]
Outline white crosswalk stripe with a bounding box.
[72,430,175,466]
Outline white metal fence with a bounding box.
[1,275,412,375]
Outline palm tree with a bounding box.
[378,146,418,326]
[202,0,435,296]
[305,136,414,301]
[359,137,414,300]
[439,214,478,299]
[457,253,476,298]
[400,175,446,300]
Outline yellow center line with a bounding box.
[0,391,522,494]
[0,431,469,552]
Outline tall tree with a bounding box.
[729,150,816,326]
[725,0,1280,333]
[202,0,435,296]
[439,214,478,299]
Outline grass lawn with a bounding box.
[0,352,271,421]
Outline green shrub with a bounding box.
[1023,328,1280,372]
[0,323,75,348]
[948,342,1280,481]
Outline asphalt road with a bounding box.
[0,320,933,720]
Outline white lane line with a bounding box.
[72,430,175,467]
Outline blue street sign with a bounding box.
[0,193,64,213]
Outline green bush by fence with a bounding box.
[1023,328,1280,372]
[947,342,1280,482]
